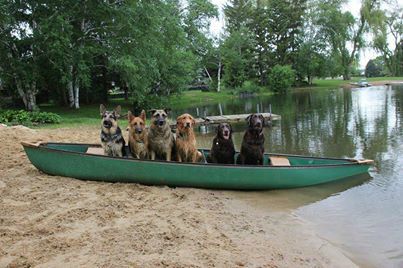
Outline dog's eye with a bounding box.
[103,114,107,118]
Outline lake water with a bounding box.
[174,85,403,267]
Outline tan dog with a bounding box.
[127,110,148,159]
[175,113,201,163]
[148,109,175,161]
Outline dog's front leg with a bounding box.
[191,151,198,163]
[150,151,156,160]
[166,148,172,161]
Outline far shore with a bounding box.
[341,79,403,89]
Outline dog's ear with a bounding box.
[245,114,252,126]
[229,123,233,134]
[176,115,182,126]
[192,117,196,126]
[259,114,265,127]
[148,109,156,115]
[139,110,146,122]
[114,105,122,118]
[128,111,134,122]
[164,108,171,115]
[100,104,106,116]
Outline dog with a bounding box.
[147,109,175,161]
[236,113,265,165]
[207,123,235,164]
[100,104,125,157]
[175,113,202,163]
[127,110,148,159]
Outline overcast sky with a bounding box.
[208,0,400,69]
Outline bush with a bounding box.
[232,80,262,95]
[268,65,295,93]
[0,110,61,125]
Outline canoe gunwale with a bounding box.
[21,141,374,169]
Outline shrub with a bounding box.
[268,65,295,93]
[232,80,262,95]
[0,110,61,125]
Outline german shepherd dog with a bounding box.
[127,110,148,159]
[148,109,175,161]
[175,113,201,163]
[236,113,265,165]
[207,123,235,164]
[100,104,125,157]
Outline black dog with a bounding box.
[207,123,235,164]
[236,114,265,165]
[100,104,126,157]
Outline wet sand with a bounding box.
[0,125,357,267]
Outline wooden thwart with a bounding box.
[269,156,291,166]
[86,147,104,155]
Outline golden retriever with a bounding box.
[175,113,201,163]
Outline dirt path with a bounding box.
[0,125,356,267]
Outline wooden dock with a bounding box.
[194,112,280,124]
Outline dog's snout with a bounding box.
[103,120,112,128]
[185,122,191,128]
[135,128,143,134]
[158,119,165,126]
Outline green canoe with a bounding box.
[22,142,374,190]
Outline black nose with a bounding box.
[224,130,229,135]
[186,122,191,128]
[158,120,164,126]
[103,121,112,128]
[135,128,142,134]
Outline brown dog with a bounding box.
[236,113,265,165]
[206,123,235,164]
[175,113,201,163]
[127,110,148,159]
[148,109,175,161]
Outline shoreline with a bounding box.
[341,80,403,89]
[0,125,357,267]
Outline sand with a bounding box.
[0,125,357,267]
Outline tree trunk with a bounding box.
[67,65,74,107]
[343,68,350,80]
[204,66,212,82]
[217,58,222,92]
[73,75,79,109]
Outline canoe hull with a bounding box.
[22,142,373,190]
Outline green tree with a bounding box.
[268,65,295,93]
[365,58,383,77]
[315,0,381,80]
[370,6,402,76]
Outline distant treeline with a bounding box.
[0,0,401,111]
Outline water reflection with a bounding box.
[174,85,403,267]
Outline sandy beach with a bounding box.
[0,125,357,267]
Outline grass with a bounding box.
[312,76,403,88]
[11,76,403,128]
[38,99,133,128]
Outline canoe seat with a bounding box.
[269,156,290,166]
[86,147,104,155]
